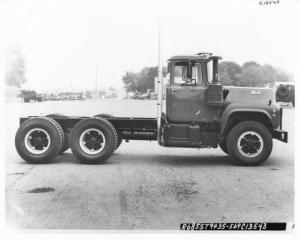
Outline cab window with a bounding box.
[173,62,202,86]
[207,60,213,84]
[173,62,188,85]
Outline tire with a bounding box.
[61,133,70,153]
[226,121,273,166]
[46,113,70,153]
[15,117,64,164]
[46,113,66,118]
[115,137,123,150]
[93,113,123,151]
[219,140,228,154]
[70,117,118,164]
[93,113,114,118]
[277,85,288,98]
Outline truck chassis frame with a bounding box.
[21,116,158,141]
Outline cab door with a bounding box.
[166,61,221,123]
[167,62,207,122]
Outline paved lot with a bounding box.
[5,100,294,229]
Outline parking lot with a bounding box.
[5,100,294,229]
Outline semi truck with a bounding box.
[15,52,288,166]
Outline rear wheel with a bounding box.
[93,113,114,118]
[46,113,70,153]
[227,121,273,166]
[70,118,118,164]
[46,113,66,118]
[93,113,123,150]
[15,117,64,163]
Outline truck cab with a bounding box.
[165,53,223,123]
[158,52,287,165]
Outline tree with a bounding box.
[5,47,27,88]
[123,61,293,90]
[275,69,292,82]
[122,71,139,92]
[219,61,242,85]
[242,61,260,69]
[261,64,277,86]
[219,72,233,86]
[122,67,158,93]
[137,67,157,92]
[236,66,265,87]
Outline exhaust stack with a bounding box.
[157,21,163,143]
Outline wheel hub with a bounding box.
[237,131,264,158]
[79,128,106,155]
[24,128,51,154]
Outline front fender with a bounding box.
[220,102,278,134]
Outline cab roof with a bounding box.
[169,52,222,61]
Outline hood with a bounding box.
[226,86,275,103]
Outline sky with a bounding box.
[1,0,298,92]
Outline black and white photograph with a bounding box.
[1,0,299,236]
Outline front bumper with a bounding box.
[272,129,288,143]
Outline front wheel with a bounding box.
[219,141,228,154]
[227,121,273,166]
